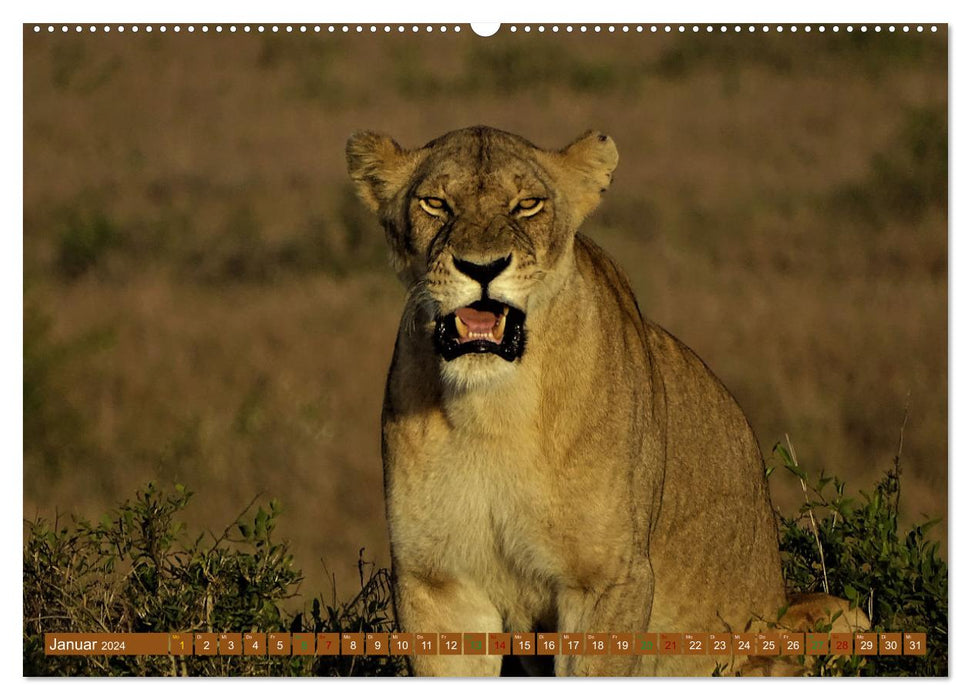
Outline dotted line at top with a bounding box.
[31,24,940,35]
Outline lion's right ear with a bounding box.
[345,131,419,213]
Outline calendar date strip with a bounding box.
[44,631,927,656]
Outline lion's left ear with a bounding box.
[346,131,420,214]
[547,130,619,224]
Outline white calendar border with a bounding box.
[2,0,962,697]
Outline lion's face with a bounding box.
[347,126,618,388]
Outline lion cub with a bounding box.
[346,126,786,676]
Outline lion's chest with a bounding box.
[384,402,561,590]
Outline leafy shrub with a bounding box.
[773,438,947,676]
[23,483,405,677]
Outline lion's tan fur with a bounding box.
[738,594,871,676]
[347,126,788,676]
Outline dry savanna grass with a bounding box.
[23,27,947,596]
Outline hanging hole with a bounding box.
[471,23,500,37]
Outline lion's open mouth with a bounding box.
[433,299,526,362]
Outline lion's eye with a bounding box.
[419,197,449,216]
[513,198,545,218]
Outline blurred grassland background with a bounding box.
[23,27,947,598]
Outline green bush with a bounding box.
[23,483,405,677]
[772,439,947,676]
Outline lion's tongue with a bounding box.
[456,307,499,334]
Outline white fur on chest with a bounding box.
[388,366,560,589]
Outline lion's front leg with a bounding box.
[554,562,655,677]
[394,571,503,677]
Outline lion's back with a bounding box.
[643,322,785,628]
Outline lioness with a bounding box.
[346,126,786,676]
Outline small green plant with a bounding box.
[23,483,405,677]
[773,435,947,676]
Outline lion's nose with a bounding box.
[452,255,511,287]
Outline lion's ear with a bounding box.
[346,131,419,213]
[551,130,619,223]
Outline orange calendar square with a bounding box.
[243,632,266,656]
[464,632,486,655]
[341,632,364,656]
[831,633,853,656]
[610,633,634,655]
[904,632,927,656]
[732,633,756,655]
[780,632,804,656]
[488,632,510,655]
[440,633,462,655]
[366,632,388,655]
[316,633,339,655]
[194,633,217,656]
[585,633,608,655]
[513,632,535,655]
[219,633,242,656]
[560,633,584,655]
[684,633,706,656]
[170,633,191,656]
[806,633,828,655]
[268,632,290,656]
[390,632,414,655]
[708,633,731,656]
[537,633,559,655]
[292,633,314,656]
[635,632,659,655]
[660,633,682,655]
[879,632,902,655]
[415,633,439,655]
[756,632,781,656]
[855,632,877,656]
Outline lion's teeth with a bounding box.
[494,313,507,341]
[455,315,470,338]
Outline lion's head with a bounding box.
[346,126,618,389]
